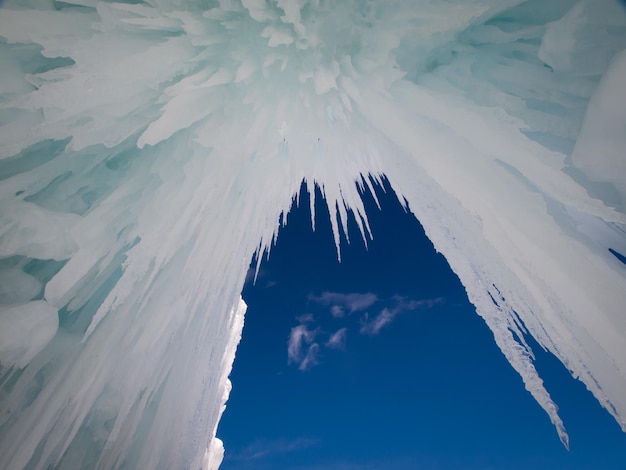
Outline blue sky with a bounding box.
[218,179,626,470]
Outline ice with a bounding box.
[572,49,626,210]
[0,0,625,468]
[0,263,42,304]
[538,0,626,75]
[0,301,58,369]
[0,198,80,261]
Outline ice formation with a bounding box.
[1,0,625,467]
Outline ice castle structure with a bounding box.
[0,0,625,468]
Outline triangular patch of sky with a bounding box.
[218,180,626,470]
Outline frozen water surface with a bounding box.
[0,0,625,468]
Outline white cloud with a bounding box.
[299,343,320,371]
[231,437,318,461]
[287,324,316,365]
[288,323,320,371]
[330,305,344,318]
[393,295,444,311]
[359,309,395,335]
[310,292,378,316]
[289,297,444,368]
[359,297,444,336]
[326,328,347,349]
[297,313,315,323]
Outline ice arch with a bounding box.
[0,0,625,468]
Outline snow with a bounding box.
[0,0,625,467]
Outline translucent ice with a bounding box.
[0,301,58,369]
[0,0,625,468]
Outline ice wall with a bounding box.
[0,0,625,467]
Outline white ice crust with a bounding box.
[0,0,625,467]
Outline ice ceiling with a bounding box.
[0,0,625,468]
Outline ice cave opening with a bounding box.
[216,180,626,469]
[1,0,626,468]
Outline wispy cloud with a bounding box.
[392,295,444,311]
[359,308,395,335]
[330,305,344,317]
[289,294,444,369]
[359,297,444,336]
[326,328,347,349]
[229,437,318,461]
[310,292,378,317]
[296,313,315,323]
[287,324,319,371]
[299,343,320,370]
